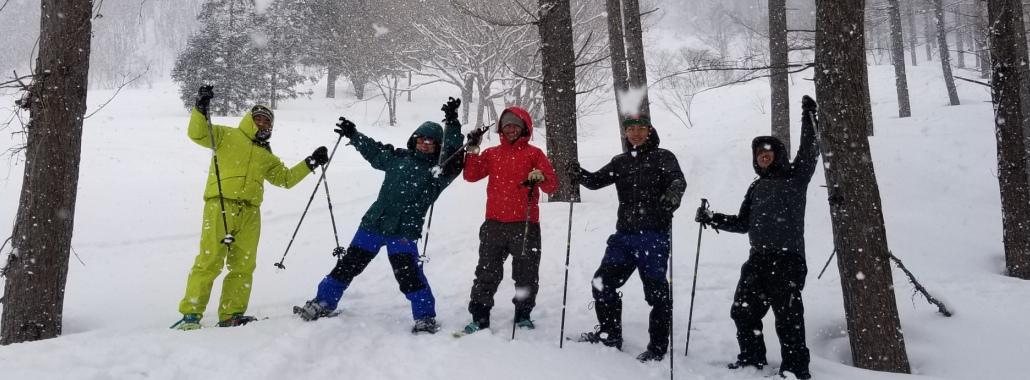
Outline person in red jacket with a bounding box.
[460,106,557,334]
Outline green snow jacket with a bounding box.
[351,120,465,240]
[187,108,312,206]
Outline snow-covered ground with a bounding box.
[0,63,1027,380]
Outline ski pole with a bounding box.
[432,124,489,175]
[684,198,709,356]
[419,120,456,267]
[817,249,836,279]
[322,168,342,252]
[203,112,235,249]
[274,134,345,269]
[513,179,540,341]
[668,221,675,379]
[558,199,575,348]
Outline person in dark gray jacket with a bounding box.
[695,95,819,380]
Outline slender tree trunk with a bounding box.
[2,0,93,346]
[987,0,1030,279]
[461,74,473,125]
[270,69,278,109]
[538,0,580,202]
[407,70,412,102]
[605,0,629,129]
[935,0,962,105]
[925,10,935,61]
[814,0,912,372]
[907,0,918,66]
[976,0,992,79]
[326,65,337,98]
[622,0,651,119]
[888,0,912,118]
[955,5,966,69]
[769,0,791,152]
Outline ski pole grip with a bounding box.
[701,198,709,210]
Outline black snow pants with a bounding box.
[731,251,810,374]
[468,220,541,326]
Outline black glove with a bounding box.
[442,97,461,122]
[660,188,682,211]
[466,126,487,147]
[306,146,329,170]
[802,95,817,113]
[694,206,714,224]
[195,85,214,116]
[335,117,357,138]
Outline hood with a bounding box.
[496,106,534,146]
[751,136,790,177]
[621,123,661,153]
[238,112,259,140]
[407,121,445,161]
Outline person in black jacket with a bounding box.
[695,95,819,380]
[570,116,686,362]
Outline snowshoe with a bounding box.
[636,349,666,362]
[570,328,623,350]
[170,314,202,331]
[727,359,767,371]
[453,320,489,337]
[514,318,535,330]
[216,313,258,327]
[411,317,441,335]
[777,369,811,380]
[293,299,334,321]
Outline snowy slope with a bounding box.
[0,64,1027,380]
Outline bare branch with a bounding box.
[84,66,150,119]
[449,0,537,27]
[954,75,990,87]
[889,251,953,317]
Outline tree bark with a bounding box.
[2,0,93,345]
[954,5,966,69]
[605,0,629,129]
[976,0,992,79]
[326,64,337,98]
[934,0,961,105]
[987,0,1030,279]
[351,75,366,100]
[888,0,912,118]
[622,0,651,119]
[538,0,580,202]
[925,11,935,61]
[814,0,912,372]
[769,0,791,152]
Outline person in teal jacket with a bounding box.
[293,97,465,334]
[171,86,328,330]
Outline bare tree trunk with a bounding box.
[934,0,962,105]
[987,0,1030,279]
[326,65,337,98]
[407,70,412,102]
[462,74,474,125]
[925,10,935,60]
[605,0,629,130]
[814,0,912,372]
[888,0,912,118]
[2,0,93,346]
[622,0,651,118]
[976,0,993,78]
[907,0,918,66]
[351,75,367,100]
[770,0,791,152]
[538,0,580,202]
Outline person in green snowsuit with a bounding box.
[171,85,328,330]
[293,98,465,335]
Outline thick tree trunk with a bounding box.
[351,75,366,100]
[461,75,473,125]
[622,0,650,118]
[538,0,580,202]
[907,1,918,66]
[888,0,912,118]
[934,0,961,105]
[987,0,1030,279]
[769,0,791,152]
[814,0,912,373]
[2,0,93,346]
[326,65,337,98]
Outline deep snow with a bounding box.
[0,64,1028,380]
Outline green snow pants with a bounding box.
[178,198,261,322]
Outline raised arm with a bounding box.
[335,117,396,171]
[792,95,820,180]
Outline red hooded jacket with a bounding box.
[464,106,557,223]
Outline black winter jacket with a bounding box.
[710,112,819,258]
[578,127,686,233]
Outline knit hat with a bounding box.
[621,115,651,128]
[251,104,274,125]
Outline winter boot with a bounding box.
[514,309,535,329]
[462,320,489,334]
[217,313,258,327]
[778,369,812,380]
[170,313,202,331]
[636,349,666,362]
[591,299,623,348]
[411,317,441,334]
[293,299,334,321]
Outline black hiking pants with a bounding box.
[468,220,541,325]
[731,251,810,374]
